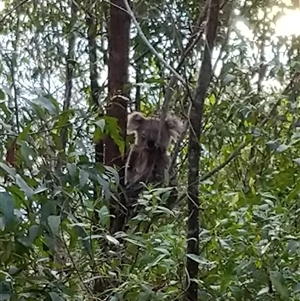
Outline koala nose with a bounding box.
[147,140,156,149]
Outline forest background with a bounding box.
[1,0,300,300]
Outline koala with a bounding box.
[125,111,184,187]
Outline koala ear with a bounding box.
[127,112,146,134]
[165,115,184,141]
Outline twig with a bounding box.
[200,140,248,182]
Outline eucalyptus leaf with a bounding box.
[15,174,33,199]
[48,215,61,236]
[0,191,14,225]
[270,271,289,299]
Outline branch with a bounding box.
[199,74,297,182]
[161,0,229,164]
[0,0,30,25]
[122,0,185,85]
[57,1,77,168]
[160,1,209,123]
[161,0,228,122]
[200,141,248,182]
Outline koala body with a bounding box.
[125,111,183,187]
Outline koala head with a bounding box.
[127,111,184,152]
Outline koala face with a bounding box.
[137,118,161,151]
[127,112,183,152]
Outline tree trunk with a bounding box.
[185,0,220,300]
[105,0,131,233]
[86,6,103,165]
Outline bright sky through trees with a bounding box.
[0,3,299,98]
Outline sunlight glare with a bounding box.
[236,21,254,40]
[275,9,300,37]
[0,1,4,11]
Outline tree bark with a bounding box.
[105,0,130,233]
[185,0,220,300]
[60,0,77,158]
[86,7,103,165]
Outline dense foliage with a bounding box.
[1,0,300,300]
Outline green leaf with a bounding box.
[95,119,105,132]
[31,96,57,114]
[161,189,172,203]
[155,205,175,216]
[104,116,124,154]
[153,247,170,255]
[17,124,32,142]
[73,224,92,256]
[0,217,5,231]
[222,74,236,85]
[18,225,39,247]
[105,235,120,245]
[124,237,146,248]
[93,127,102,143]
[67,163,77,178]
[257,287,269,296]
[152,187,173,196]
[270,271,289,299]
[0,102,11,118]
[186,254,215,267]
[294,283,300,293]
[138,289,152,301]
[19,141,35,167]
[56,109,73,129]
[149,254,167,267]
[260,242,271,255]
[0,191,14,224]
[33,185,49,195]
[104,166,120,184]
[15,174,33,199]
[98,206,109,228]
[0,280,11,300]
[48,215,61,236]
[0,89,5,100]
[49,292,64,301]
[276,144,289,153]
[0,162,16,177]
[79,169,89,188]
[266,140,279,150]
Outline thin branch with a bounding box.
[122,0,185,85]
[199,75,297,183]
[58,0,77,167]
[161,0,228,121]
[162,0,229,166]
[200,140,248,182]
[0,0,30,25]
[11,11,21,134]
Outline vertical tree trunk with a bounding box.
[105,0,131,233]
[86,7,103,165]
[61,0,77,150]
[185,0,220,300]
[52,0,77,268]
[86,2,106,238]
